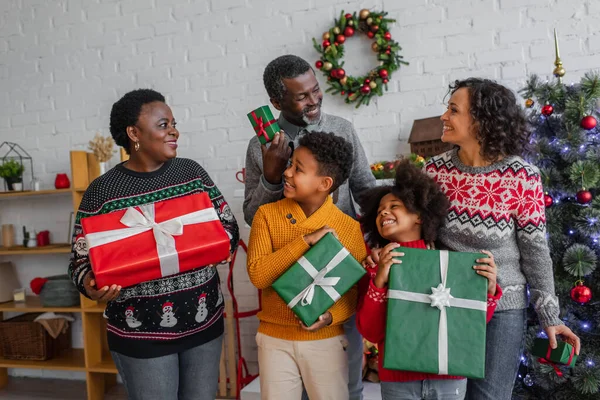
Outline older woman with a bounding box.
[424,78,580,400]
[68,89,239,400]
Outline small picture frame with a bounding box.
[67,212,74,244]
[13,288,26,303]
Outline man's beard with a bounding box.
[301,98,323,125]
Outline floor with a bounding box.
[0,377,127,400]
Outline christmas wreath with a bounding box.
[312,9,408,108]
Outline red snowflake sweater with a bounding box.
[356,239,502,383]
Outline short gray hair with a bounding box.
[263,55,313,103]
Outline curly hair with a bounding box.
[298,131,353,194]
[263,55,313,103]
[359,159,449,247]
[448,78,531,162]
[109,89,165,154]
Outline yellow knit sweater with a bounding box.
[247,196,367,341]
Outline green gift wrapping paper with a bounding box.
[247,105,280,145]
[383,247,488,379]
[272,233,366,327]
[532,338,577,367]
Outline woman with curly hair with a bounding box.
[68,89,239,400]
[425,78,580,400]
[356,160,502,400]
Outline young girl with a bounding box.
[356,160,502,400]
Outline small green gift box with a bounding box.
[247,105,280,145]
[383,247,488,378]
[532,338,577,367]
[272,233,366,327]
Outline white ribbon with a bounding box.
[286,247,349,309]
[387,250,486,375]
[85,203,221,278]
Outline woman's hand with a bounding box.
[473,250,497,296]
[545,325,581,355]
[373,243,404,289]
[83,271,121,302]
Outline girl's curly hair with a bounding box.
[449,78,531,162]
[359,160,449,248]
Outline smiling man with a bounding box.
[243,54,375,400]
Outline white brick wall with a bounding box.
[1,0,597,380]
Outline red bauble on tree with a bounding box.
[336,34,346,44]
[571,281,592,304]
[544,193,554,208]
[315,60,323,69]
[581,115,597,130]
[344,26,355,37]
[384,32,392,40]
[541,104,554,116]
[576,189,593,204]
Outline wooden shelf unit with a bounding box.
[0,150,120,400]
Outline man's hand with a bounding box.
[300,311,332,332]
[83,271,121,302]
[261,131,292,184]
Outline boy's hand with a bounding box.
[83,271,121,302]
[303,225,338,246]
[374,242,404,288]
[261,131,291,185]
[300,311,332,332]
[473,250,497,296]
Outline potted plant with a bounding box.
[0,159,25,191]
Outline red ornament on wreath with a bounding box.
[581,115,597,130]
[576,189,593,204]
[315,60,323,69]
[571,281,592,304]
[312,9,408,107]
[544,193,553,208]
[541,104,554,116]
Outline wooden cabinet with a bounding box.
[0,150,121,400]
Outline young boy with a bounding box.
[247,131,367,400]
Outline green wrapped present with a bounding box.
[383,247,488,378]
[532,338,577,367]
[272,233,366,327]
[247,105,280,145]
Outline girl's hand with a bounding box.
[362,248,381,269]
[473,250,497,296]
[373,242,405,289]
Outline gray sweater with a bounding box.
[243,113,376,225]
[425,149,562,328]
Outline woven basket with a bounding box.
[0,313,71,360]
[39,275,80,307]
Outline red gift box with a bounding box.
[81,192,230,289]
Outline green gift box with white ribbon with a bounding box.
[383,247,488,379]
[272,233,366,327]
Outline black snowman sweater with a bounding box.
[68,158,239,358]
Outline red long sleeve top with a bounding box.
[356,239,503,382]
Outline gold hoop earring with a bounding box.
[134,141,140,152]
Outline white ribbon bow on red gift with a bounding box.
[387,250,487,375]
[286,247,349,309]
[85,203,221,278]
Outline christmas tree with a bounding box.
[512,31,600,399]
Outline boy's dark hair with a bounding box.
[298,131,353,194]
[263,55,313,103]
[359,159,449,247]
[110,89,166,154]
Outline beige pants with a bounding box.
[256,332,349,400]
